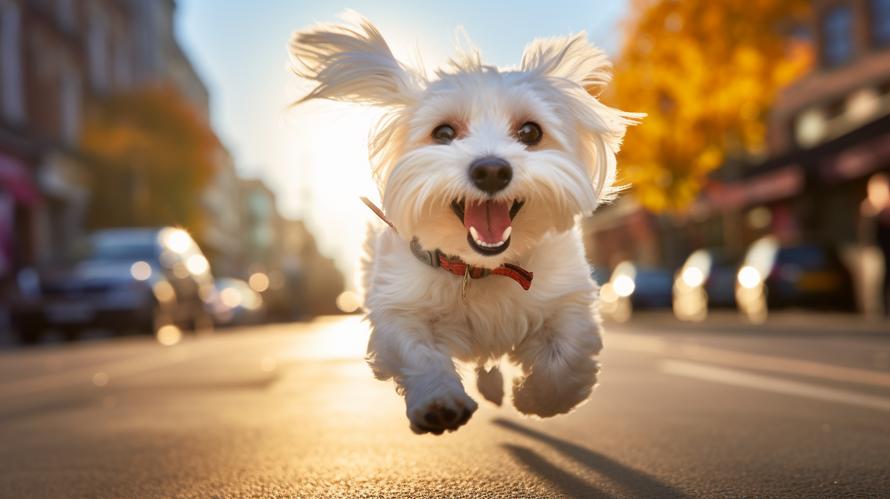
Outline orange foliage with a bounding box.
[608,0,813,212]
[81,87,219,232]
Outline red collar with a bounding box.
[362,197,534,291]
[411,239,534,291]
[439,254,534,291]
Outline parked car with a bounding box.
[673,248,739,321]
[209,277,266,327]
[599,261,673,321]
[630,266,675,309]
[590,266,612,287]
[736,236,855,321]
[10,227,214,343]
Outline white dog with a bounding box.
[289,13,638,435]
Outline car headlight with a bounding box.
[737,265,762,289]
[613,275,636,297]
[681,267,705,287]
[130,261,153,281]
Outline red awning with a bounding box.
[705,165,804,211]
[0,153,40,206]
[819,134,890,181]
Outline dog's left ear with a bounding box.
[289,11,424,107]
[520,33,611,95]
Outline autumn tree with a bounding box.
[81,87,219,233]
[608,0,812,212]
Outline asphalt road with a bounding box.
[1,315,889,498]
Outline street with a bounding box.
[1,315,889,498]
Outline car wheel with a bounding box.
[16,327,43,345]
[140,302,164,336]
[61,328,81,342]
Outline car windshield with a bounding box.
[635,270,674,290]
[709,250,737,267]
[776,246,829,268]
[86,231,160,263]
[90,243,157,262]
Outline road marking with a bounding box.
[610,335,890,389]
[660,360,890,413]
[678,344,890,389]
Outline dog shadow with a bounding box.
[494,418,685,498]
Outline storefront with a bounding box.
[0,152,39,281]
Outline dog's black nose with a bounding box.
[469,156,512,194]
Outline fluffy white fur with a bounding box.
[290,12,638,435]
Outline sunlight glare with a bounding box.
[156,325,183,346]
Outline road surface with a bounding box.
[1,315,889,498]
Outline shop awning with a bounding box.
[742,114,890,182]
[706,164,804,211]
[0,154,40,206]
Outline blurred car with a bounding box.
[673,248,739,321]
[736,236,855,321]
[599,261,673,321]
[209,277,266,327]
[630,267,675,309]
[10,227,214,343]
[590,266,612,287]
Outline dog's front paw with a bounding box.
[405,378,478,435]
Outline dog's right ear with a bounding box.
[289,11,423,107]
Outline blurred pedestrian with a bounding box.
[864,173,890,317]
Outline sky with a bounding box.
[177,0,628,286]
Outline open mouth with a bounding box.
[451,199,524,256]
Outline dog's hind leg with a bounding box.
[475,363,504,406]
[510,299,603,417]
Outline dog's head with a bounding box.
[290,12,638,268]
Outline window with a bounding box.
[59,62,81,145]
[87,5,108,91]
[0,0,24,123]
[822,5,854,67]
[872,0,890,46]
[55,0,76,31]
[112,35,132,89]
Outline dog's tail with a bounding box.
[475,364,504,406]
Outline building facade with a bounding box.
[237,178,344,318]
[0,0,242,286]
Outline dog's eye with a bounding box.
[517,122,543,146]
[432,124,456,144]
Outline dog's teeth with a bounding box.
[501,227,512,241]
[469,225,509,249]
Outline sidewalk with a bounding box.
[612,310,890,336]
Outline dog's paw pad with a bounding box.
[408,392,477,435]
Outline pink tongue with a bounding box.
[463,200,512,243]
